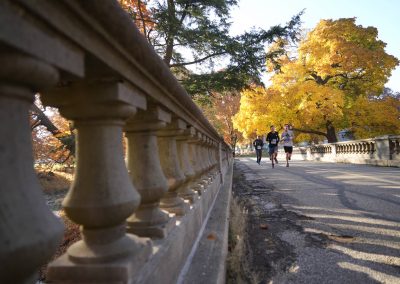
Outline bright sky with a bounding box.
[230,0,400,92]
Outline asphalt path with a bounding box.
[237,156,400,284]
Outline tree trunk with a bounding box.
[163,0,175,66]
[326,120,338,143]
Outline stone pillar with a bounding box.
[125,106,175,238]
[0,53,64,283]
[331,143,337,162]
[176,126,199,203]
[158,118,189,216]
[42,82,151,283]
[375,135,391,160]
[306,147,313,161]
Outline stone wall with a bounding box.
[0,1,232,283]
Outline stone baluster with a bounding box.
[211,141,218,168]
[158,118,189,216]
[42,81,151,282]
[211,141,219,177]
[188,131,205,195]
[125,105,175,238]
[205,139,213,171]
[197,133,211,188]
[177,126,199,203]
[204,137,214,181]
[0,53,64,283]
[217,142,225,183]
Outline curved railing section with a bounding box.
[293,135,400,167]
[0,1,232,283]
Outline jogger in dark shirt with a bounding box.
[266,125,280,168]
[253,136,264,165]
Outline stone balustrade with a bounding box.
[292,135,400,167]
[0,1,233,283]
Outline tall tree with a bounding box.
[128,0,302,97]
[266,18,398,142]
[32,1,301,158]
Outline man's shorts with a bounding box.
[284,146,293,153]
[268,145,278,155]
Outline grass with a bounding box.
[226,196,247,283]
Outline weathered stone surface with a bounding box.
[0,2,233,283]
[0,53,64,283]
[125,106,175,239]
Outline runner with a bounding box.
[266,125,280,168]
[253,135,264,165]
[281,124,294,167]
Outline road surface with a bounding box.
[235,157,400,284]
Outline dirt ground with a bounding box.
[36,169,80,282]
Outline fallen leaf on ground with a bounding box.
[207,233,217,240]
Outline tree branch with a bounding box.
[31,119,41,130]
[137,0,147,37]
[292,127,327,138]
[169,51,227,67]
[30,104,61,135]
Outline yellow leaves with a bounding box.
[298,18,399,93]
[234,18,399,143]
[347,96,400,138]
[233,87,273,138]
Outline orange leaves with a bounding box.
[196,91,242,147]
[118,0,154,35]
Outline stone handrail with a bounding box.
[292,135,400,167]
[0,1,232,283]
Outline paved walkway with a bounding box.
[236,157,400,284]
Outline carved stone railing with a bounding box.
[292,135,400,167]
[310,145,332,154]
[0,1,233,283]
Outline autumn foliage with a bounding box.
[196,92,243,149]
[234,18,400,142]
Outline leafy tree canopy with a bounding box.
[234,18,400,142]
[125,0,303,98]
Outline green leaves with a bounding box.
[129,1,302,100]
